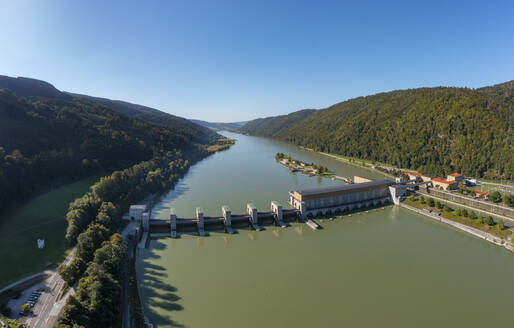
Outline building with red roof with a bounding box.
[447,173,464,182]
[432,177,458,190]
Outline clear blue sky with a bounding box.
[1,0,513,122]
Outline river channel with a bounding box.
[137,132,514,328]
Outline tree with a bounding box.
[497,219,505,230]
[504,194,514,207]
[420,196,425,204]
[486,216,495,226]
[427,198,435,207]
[489,191,503,203]
[408,194,416,202]
[443,205,451,212]
[462,209,469,217]
[435,201,443,209]
[477,216,484,224]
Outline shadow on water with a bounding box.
[139,239,185,327]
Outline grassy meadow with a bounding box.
[0,174,104,288]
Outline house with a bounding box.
[473,190,489,199]
[421,174,436,182]
[447,173,464,182]
[431,177,458,190]
[405,171,423,182]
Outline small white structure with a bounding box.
[37,238,45,249]
[271,201,286,227]
[142,212,150,232]
[129,204,147,221]
[222,205,234,234]
[170,208,177,238]
[196,207,206,236]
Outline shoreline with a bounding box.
[314,150,395,179]
[400,202,513,253]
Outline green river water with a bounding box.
[137,132,514,328]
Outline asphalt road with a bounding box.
[23,249,75,328]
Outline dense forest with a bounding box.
[57,150,203,327]
[240,81,514,179]
[0,76,216,213]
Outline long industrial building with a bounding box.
[289,180,395,217]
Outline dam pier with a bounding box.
[127,179,406,243]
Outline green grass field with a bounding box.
[0,174,104,288]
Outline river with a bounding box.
[137,132,514,328]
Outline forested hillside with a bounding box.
[240,109,316,137]
[0,85,215,213]
[70,94,216,143]
[0,75,216,144]
[240,82,514,179]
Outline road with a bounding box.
[23,249,76,328]
[121,220,140,328]
[417,191,514,225]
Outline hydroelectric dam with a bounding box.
[128,179,406,245]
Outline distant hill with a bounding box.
[191,119,248,131]
[239,109,316,137]
[0,75,216,144]
[70,94,216,143]
[0,75,217,212]
[240,83,514,180]
[0,75,72,100]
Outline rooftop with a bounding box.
[405,171,422,177]
[130,205,147,210]
[293,179,393,197]
[448,173,462,177]
[432,178,458,184]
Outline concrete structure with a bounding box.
[447,173,464,182]
[271,201,287,227]
[247,203,262,230]
[196,207,206,236]
[142,212,150,232]
[354,175,373,183]
[389,185,407,205]
[432,177,458,190]
[170,208,177,238]
[289,179,393,218]
[128,205,147,221]
[37,238,45,249]
[222,205,234,234]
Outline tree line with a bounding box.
[56,148,207,328]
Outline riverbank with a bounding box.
[314,151,396,179]
[401,202,513,252]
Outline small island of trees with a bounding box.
[275,153,332,177]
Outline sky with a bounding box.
[1,0,513,122]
